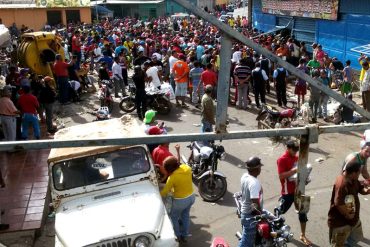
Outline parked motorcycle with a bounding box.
[211,237,229,247]
[182,142,227,202]
[98,80,114,113]
[234,192,293,247]
[120,86,172,115]
[256,104,298,129]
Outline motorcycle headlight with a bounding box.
[220,152,226,160]
[280,225,292,239]
[134,235,151,247]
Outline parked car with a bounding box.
[48,116,178,247]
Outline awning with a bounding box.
[91,0,164,5]
[0,3,36,8]
[351,44,370,56]
[91,5,113,14]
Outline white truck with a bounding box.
[48,116,178,247]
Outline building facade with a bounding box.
[252,0,370,70]
[0,0,91,30]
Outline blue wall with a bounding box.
[252,0,370,70]
[317,14,370,70]
[166,0,196,15]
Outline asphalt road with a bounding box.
[34,87,370,247]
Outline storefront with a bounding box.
[252,0,370,69]
[0,0,91,31]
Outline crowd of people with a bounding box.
[0,11,369,243]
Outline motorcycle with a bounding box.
[211,237,229,247]
[94,106,111,121]
[256,104,298,129]
[182,142,227,202]
[234,192,293,247]
[120,85,172,115]
[98,80,114,113]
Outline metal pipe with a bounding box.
[172,0,370,119]
[216,35,232,133]
[1,123,370,151]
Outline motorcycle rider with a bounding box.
[276,140,312,246]
[238,156,264,247]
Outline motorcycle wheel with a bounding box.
[119,97,136,113]
[154,98,171,115]
[189,158,207,179]
[198,174,227,202]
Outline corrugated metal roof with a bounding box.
[91,0,164,5]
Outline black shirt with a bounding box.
[39,85,56,104]
[99,67,110,81]
[133,56,150,66]
[132,71,146,92]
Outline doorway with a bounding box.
[66,10,81,24]
[47,11,62,26]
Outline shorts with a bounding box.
[277,194,308,223]
[329,221,363,246]
[175,82,187,97]
[340,82,352,94]
[295,84,307,96]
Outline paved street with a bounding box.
[31,88,370,247]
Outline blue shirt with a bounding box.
[196,45,205,61]
[98,56,114,71]
[189,67,204,86]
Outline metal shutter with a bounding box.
[293,18,316,45]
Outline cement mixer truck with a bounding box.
[18,32,65,77]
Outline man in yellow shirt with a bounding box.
[160,156,195,243]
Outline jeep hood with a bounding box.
[55,180,165,247]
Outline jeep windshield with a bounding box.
[52,146,150,191]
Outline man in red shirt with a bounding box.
[17,85,40,140]
[72,30,82,68]
[53,54,72,104]
[276,140,312,246]
[200,63,217,98]
[152,143,180,182]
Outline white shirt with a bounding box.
[253,67,269,81]
[152,52,162,61]
[112,62,123,79]
[94,47,102,58]
[146,66,161,88]
[169,56,178,74]
[232,51,242,63]
[240,173,263,214]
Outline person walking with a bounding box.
[201,85,215,133]
[112,56,125,98]
[328,157,370,246]
[169,50,178,92]
[360,61,370,111]
[238,156,264,247]
[318,69,330,121]
[308,70,321,123]
[39,76,57,134]
[295,58,308,109]
[234,58,252,109]
[252,61,268,108]
[189,61,204,107]
[276,140,312,246]
[17,86,40,140]
[132,65,147,120]
[172,54,189,107]
[160,156,195,243]
[0,85,19,141]
[273,63,289,107]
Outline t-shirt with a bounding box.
[152,145,173,166]
[240,173,263,214]
[232,51,242,63]
[72,36,81,52]
[18,93,39,114]
[234,65,251,81]
[189,67,204,87]
[0,97,18,116]
[307,60,321,72]
[201,70,217,87]
[172,60,189,83]
[53,61,69,77]
[328,174,363,228]
[277,151,297,195]
[146,66,161,88]
[169,56,178,73]
[196,45,205,61]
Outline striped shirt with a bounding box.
[189,67,204,86]
[234,65,251,80]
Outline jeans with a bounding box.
[43,103,54,132]
[237,83,248,108]
[201,121,213,133]
[192,83,204,104]
[21,113,40,140]
[319,94,329,117]
[170,73,176,92]
[113,77,125,96]
[170,194,195,238]
[238,213,257,247]
[57,76,70,104]
[276,82,287,106]
[254,83,266,108]
[309,98,320,120]
[135,90,147,119]
[0,115,16,141]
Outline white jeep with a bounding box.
[48,116,178,247]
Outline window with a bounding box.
[47,11,62,26]
[53,147,150,191]
[66,10,81,24]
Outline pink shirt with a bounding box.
[0,97,18,116]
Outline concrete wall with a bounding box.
[0,7,91,31]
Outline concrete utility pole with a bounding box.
[248,0,252,25]
[172,0,370,120]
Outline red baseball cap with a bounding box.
[148,126,164,135]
